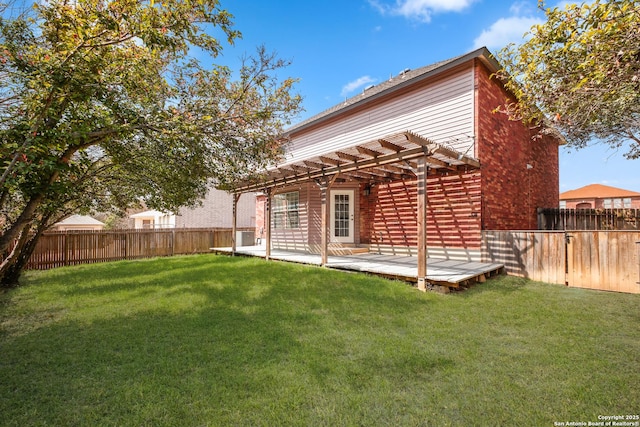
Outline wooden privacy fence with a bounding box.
[538,208,640,230]
[23,228,253,270]
[482,230,640,294]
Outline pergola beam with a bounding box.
[336,151,363,162]
[356,145,382,158]
[378,138,404,152]
[231,132,480,193]
[318,156,344,166]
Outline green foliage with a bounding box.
[1,255,639,425]
[496,0,640,158]
[0,0,302,285]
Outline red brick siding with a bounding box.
[360,171,482,249]
[474,60,560,230]
[427,172,482,248]
[365,180,417,247]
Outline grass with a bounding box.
[1,254,639,426]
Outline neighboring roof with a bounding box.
[287,47,500,135]
[54,214,104,226]
[129,210,173,218]
[560,184,640,200]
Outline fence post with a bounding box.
[636,241,640,285]
[63,232,68,267]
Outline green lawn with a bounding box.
[1,254,638,426]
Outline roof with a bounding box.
[54,214,104,226]
[560,184,640,200]
[287,47,501,135]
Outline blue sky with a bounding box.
[217,0,639,194]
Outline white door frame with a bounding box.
[330,189,355,243]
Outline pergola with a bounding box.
[230,131,481,291]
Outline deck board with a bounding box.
[212,246,504,288]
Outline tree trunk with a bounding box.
[1,231,41,287]
[0,193,44,255]
[0,224,32,288]
[0,145,78,255]
[0,214,51,288]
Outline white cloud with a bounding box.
[509,0,535,16]
[473,1,584,51]
[472,15,542,50]
[341,76,377,97]
[370,0,477,23]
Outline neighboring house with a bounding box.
[50,214,105,231]
[130,210,176,229]
[559,184,640,209]
[231,47,562,286]
[175,188,256,228]
[128,189,256,230]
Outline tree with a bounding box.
[0,0,302,287]
[496,0,640,158]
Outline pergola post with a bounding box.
[264,188,272,260]
[231,193,240,256]
[416,156,428,291]
[316,176,337,266]
[320,184,329,266]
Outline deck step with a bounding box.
[327,246,370,256]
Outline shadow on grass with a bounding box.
[5,255,639,425]
[1,259,450,425]
[36,255,431,312]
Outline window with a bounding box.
[273,191,300,229]
[559,201,566,209]
[604,198,632,208]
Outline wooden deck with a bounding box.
[212,246,504,290]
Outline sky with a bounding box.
[214,0,639,194]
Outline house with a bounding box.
[559,184,640,209]
[130,210,176,229]
[175,188,256,229]
[128,189,256,229]
[231,47,562,290]
[50,214,105,231]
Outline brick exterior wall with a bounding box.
[474,59,560,230]
[360,172,482,249]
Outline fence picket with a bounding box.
[17,228,249,270]
[538,208,640,230]
[483,230,640,294]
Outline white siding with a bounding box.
[285,67,475,163]
[271,184,310,252]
